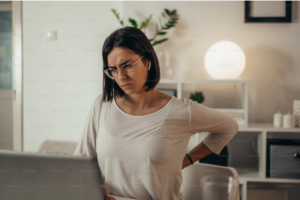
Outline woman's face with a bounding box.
[107,47,149,95]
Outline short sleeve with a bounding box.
[188,99,239,155]
[73,94,102,157]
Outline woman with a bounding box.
[73,26,239,200]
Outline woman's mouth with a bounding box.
[122,84,132,89]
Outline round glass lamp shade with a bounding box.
[204,41,246,80]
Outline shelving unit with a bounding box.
[196,123,300,200]
[158,79,249,126]
[235,123,300,200]
[157,79,300,200]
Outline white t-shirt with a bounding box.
[73,93,239,200]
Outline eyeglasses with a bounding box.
[104,56,144,79]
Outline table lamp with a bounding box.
[204,41,246,80]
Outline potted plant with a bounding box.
[190,91,205,104]
[111,8,179,46]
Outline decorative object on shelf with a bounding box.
[293,99,300,127]
[157,51,173,79]
[283,111,294,128]
[157,88,177,97]
[190,91,205,104]
[204,41,246,80]
[273,110,283,128]
[245,1,292,23]
[266,139,300,179]
[111,8,179,46]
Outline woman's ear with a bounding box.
[148,61,151,71]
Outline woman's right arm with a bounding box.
[72,95,115,200]
[73,95,101,156]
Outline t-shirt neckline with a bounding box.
[113,96,175,117]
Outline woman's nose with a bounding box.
[116,69,127,79]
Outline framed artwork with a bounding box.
[157,88,177,98]
[245,1,292,23]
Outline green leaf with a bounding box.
[162,12,166,18]
[120,20,124,26]
[158,32,167,35]
[157,38,168,43]
[164,9,170,16]
[169,21,176,24]
[149,39,154,42]
[139,21,146,30]
[162,24,174,30]
[167,24,175,28]
[152,41,158,46]
[129,18,138,27]
[171,9,176,15]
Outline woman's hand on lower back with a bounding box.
[101,184,116,200]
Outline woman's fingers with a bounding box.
[101,184,116,200]
[101,184,108,199]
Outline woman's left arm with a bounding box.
[183,100,239,168]
[182,142,212,169]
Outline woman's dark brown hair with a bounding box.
[101,26,160,103]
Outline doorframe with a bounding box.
[12,1,23,151]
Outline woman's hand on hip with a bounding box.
[101,184,116,200]
[182,155,192,169]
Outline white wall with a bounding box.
[23,1,123,152]
[23,1,300,152]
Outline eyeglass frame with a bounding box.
[103,55,144,79]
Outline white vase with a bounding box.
[157,51,173,80]
[293,99,300,127]
[161,65,173,79]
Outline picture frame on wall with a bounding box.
[245,1,292,23]
[157,88,177,98]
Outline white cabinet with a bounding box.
[196,123,300,200]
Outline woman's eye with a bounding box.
[124,65,132,68]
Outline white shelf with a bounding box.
[160,79,248,84]
[239,123,300,132]
[158,79,249,126]
[240,176,300,183]
[238,171,261,179]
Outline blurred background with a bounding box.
[1,2,300,199]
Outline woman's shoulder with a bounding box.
[171,96,192,107]
[91,93,107,111]
[93,93,103,105]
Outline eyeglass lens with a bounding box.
[106,65,135,79]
